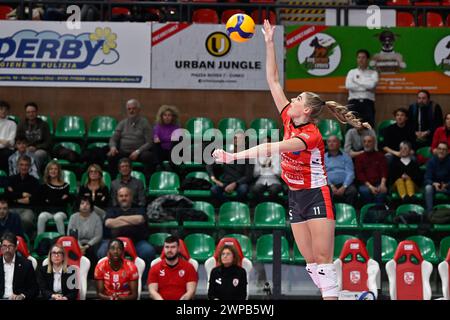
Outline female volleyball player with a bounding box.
[213,20,370,300]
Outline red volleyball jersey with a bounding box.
[280,103,328,189]
[94,258,139,298]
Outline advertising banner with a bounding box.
[0,21,151,88]
[151,22,284,90]
[285,26,450,93]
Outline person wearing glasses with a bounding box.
[37,244,78,300]
[207,245,247,300]
[78,164,110,219]
[0,232,38,300]
[94,238,138,300]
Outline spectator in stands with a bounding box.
[153,104,181,169]
[355,135,388,204]
[6,155,40,236]
[324,135,358,206]
[0,232,38,300]
[97,187,155,283]
[206,132,254,203]
[148,235,197,300]
[8,137,39,179]
[0,199,24,238]
[424,142,450,213]
[408,90,443,149]
[250,136,282,203]
[107,99,156,178]
[67,196,103,275]
[110,158,146,208]
[37,161,70,236]
[0,100,16,173]
[345,49,379,128]
[95,238,138,300]
[344,126,378,158]
[389,141,421,202]
[16,102,51,173]
[431,113,450,155]
[78,164,110,219]
[381,108,416,166]
[208,244,247,300]
[37,244,78,300]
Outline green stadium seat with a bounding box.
[395,204,425,230]
[334,235,357,260]
[87,142,109,149]
[32,232,62,260]
[249,118,279,141]
[359,203,395,231]
[432,204,450,231]
[335,203,359,230]
[218,117,246,140]
[253,202,286,229]
[81,170,112,190]
[148,171,180,197]
[88,116,117,141]
[182,171,211,198]
[407,235,439,264]
[7,115,19,124]
[367,235,398,263]
[62,170,77,196]
[218,202,251,228]
[38,115,54,135]
[376,119,395,144]
[185,117,214,139]
[184,233,215,263]
[439,236,450,261]
[148,232,171,251]
[184,201,216,229]
[55,116,86,141]
[256,234,290,263]
[318,119,343,142]
[0,170,6,194]
[223,234,253,260]
[53,142,82,168]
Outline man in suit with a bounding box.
[0,232,38,300]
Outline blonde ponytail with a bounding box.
[325,101,372,130]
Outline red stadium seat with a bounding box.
[251,9,276,24]
[418,12,444,27]
[387,0,411,5]
[385,240,433,300]
[249,0,276,3]
[446,14,450,26]
[221,9,245,24]
[150,238,198,271]
[16,236,38,270]
[192,8,219,24]
[112,7,131,16]
[437,248,450,300]
[0,5,12,19]
[396,12,415,26]
[442,0,450,6]
[192,0,218,2]
[117,237,146,299]
[204,237,253,299]
[334,239,379,298]
[415,1,440,6]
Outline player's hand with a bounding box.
[212,149,235,163]
[262,19,275,43]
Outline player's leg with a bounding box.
[291,222,319,288]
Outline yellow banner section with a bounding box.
[286,72,450,94]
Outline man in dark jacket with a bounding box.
[16,102,52,173]
[0,199,24,238]
[0,232,38,300]
[424,142,450,213]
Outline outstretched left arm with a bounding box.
[213,138,306,163]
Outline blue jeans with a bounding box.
[211,183,249,202]
[358,184,387,205]
[97,239,155,285]
[425,184,450,213]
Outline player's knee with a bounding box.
[313,251,333,265]
[317,263,339,298]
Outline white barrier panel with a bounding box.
[151,22,284,90]
[0,21,151,88]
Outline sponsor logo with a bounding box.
[404,272,415,285]
[205,32,231,57]
[350,271,361,284]
[233,278,239,287]
[179,269,185,277]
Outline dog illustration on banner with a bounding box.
[303,36,337,70]
[370,30,407,74]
